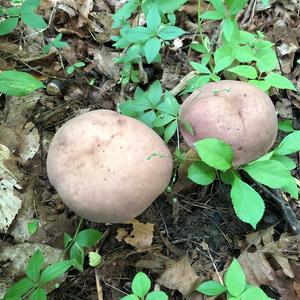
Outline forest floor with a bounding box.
[1,0,300,299]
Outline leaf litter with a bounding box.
[0,0,300,299]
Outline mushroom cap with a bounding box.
[179,80,278,165]
[47,110,173,223]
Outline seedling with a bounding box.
[119,80,182,143]
[196,258,270,299]
[4,250,74,300]
[121,272,168,300]
[186,0,295,93]
[187,132,300,228]
[66,62,86,75]
[0,0,47,35]
[27,219,39,235]
[43,33,68,54]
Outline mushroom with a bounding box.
[46,110,173,223]
[179,80,278,166]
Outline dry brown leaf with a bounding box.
[116,219,154,250]
[239,232,300,300]
[157,257,200,296]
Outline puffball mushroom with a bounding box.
[46,110,173,223]
[179,80,278,166]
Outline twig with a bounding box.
[245,174,300,235]
[95,270,103,300]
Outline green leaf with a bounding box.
[164,120,177,143]
[148,80,162,106]
[201,10,225,20]
[190,61,211,74]
[0,70,45,96]
[145,37,161,64]
[264,72,296,90]
[26,249,44,283]
[70,243,84,271]
[158,91,180,116]
[223,18,236,41]
[140,110,157,127]
[146,5,161,32]
[127,26,153,42]
[220,169,234,185]
[0,17,18,35]
[146,291,168,300]
[228,66,257,79]
[248,80,271,91]
[21,0,40,11]
[66,66,75,74]
[75,228,102,247]
[64,233,73,249]
[279,119,294,133]
[243,160,294,188]
[282,179,298,199]
[132,272,151,298]
[74,62,85,68]
[153,113,175,127]
[194,138,233,171]
[158,25,185,40]
[181,119,194,135]
[274,131,300,155]
[121,295,140,300]
[230,175,265,228]
[191,43,208,53]
[196,280,226,296]
[4,278,35,299]
[27,219,39,235]
[229,0,248,15]
[210,0,225,12]
[241,287,270,300]
[40,260,73,284]
[21,12,47,29]
[224,259,246,296]
[233,45,256,63]
[188,162,216,185]
[271,155,296,170]
[89,251,102,267]
[154,0,188,13]
[256,51,278,73]
[28,287,47,300]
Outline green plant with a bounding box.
[63,223,102,272]
[3,250,74,300]
[43,33,68,54]
[196,258,270,299]
[187,132,300,228]
[121,272,168,300]
[186,0,295,93]
[0,70,45,96]
[279,119,294,133]
[112,1,186,84]
[4,221,102,299]
[0,0,47,35]
[119,80,182,143]
[27,219,39,235]
[66,61,86,75]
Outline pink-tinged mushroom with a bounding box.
[179,80,278,166]
[47,110,173,223]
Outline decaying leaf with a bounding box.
[239,231,300,300]
[116,219,154,250]
[0,145,22,232]
[157,257,200,296]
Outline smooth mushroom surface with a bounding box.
[179,80,278,166]
[47,110,173,223]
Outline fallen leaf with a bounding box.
[117,219,154,250]
[157,257,200,296]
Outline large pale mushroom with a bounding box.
[179,80,278,166]
[47,110,173,223]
